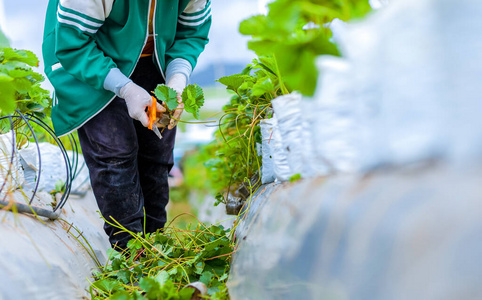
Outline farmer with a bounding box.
[42,0,211,249]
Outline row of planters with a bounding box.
[188,0,372,214]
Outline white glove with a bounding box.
[119,82,152,127]
[166,73,187,130]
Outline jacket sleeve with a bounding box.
[165,0,212,73]
[54,0,117,90]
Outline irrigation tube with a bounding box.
[0,111,81,219]
[0,199,61,220]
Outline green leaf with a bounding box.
[93,278,119,293]
[13,77,33,94]
[178,288,195,300]
[217,74,248,92]
[154,270,169,286]
[195,262,205,275]
[54,179,64,192]
[0,82,16,114]
[2,48,39,67]
[181,84,204,120]
[214,193,224,207]
[127,238,143,250]
[117,269,132,284]
[154,84,178,111]
[199,271,214,285]
[204,158,223,168]
[106,248,123,260]
[0,72,13,82]
[160,280,178,299]
[26,103,45,112]
[110,291,132,300]
[139,277,162,299]
[239,15,268,36]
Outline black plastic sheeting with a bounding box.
[229,164,482,300]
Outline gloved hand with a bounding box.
[166,73,187,130]
[119,82,152,127]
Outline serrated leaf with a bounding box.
[216,74,246,92]
[2,48,38,67]
[8,67,32,78]
[181,84,204,120]
[154,84,178,111]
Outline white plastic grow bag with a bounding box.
[270,114,292,182]
[260,118,276,184]
[311,56,367,173]
[271,93,304,180]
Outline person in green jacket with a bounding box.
[42,0,211,249]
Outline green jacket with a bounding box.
[42,0,211,136]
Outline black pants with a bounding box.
[78,57,175,249]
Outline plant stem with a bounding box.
[273,54,290,95]
[170,117,216,124]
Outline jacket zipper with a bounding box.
[57,0,163,137]
[152,0,166,81]
[126,0,156,79]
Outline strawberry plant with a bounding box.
[0,44,53,150]
[0,47,50,118]
[153,84,205,127]
[203,57,289,205]
[194,0,372,207]
[90,222,233,300]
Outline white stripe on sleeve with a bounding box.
[179,4,211,21]
[57,14,98,34]
[58,7,103,29]
[178,10,211,27]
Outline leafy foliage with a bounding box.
[90,223,232,300]
[192,0,372,206]
[153,84,205,119]
[200,57,287,205]
[239,0,371,95]
[0,47,50,118]
[154,85,178,111]
[182,85,204,120]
